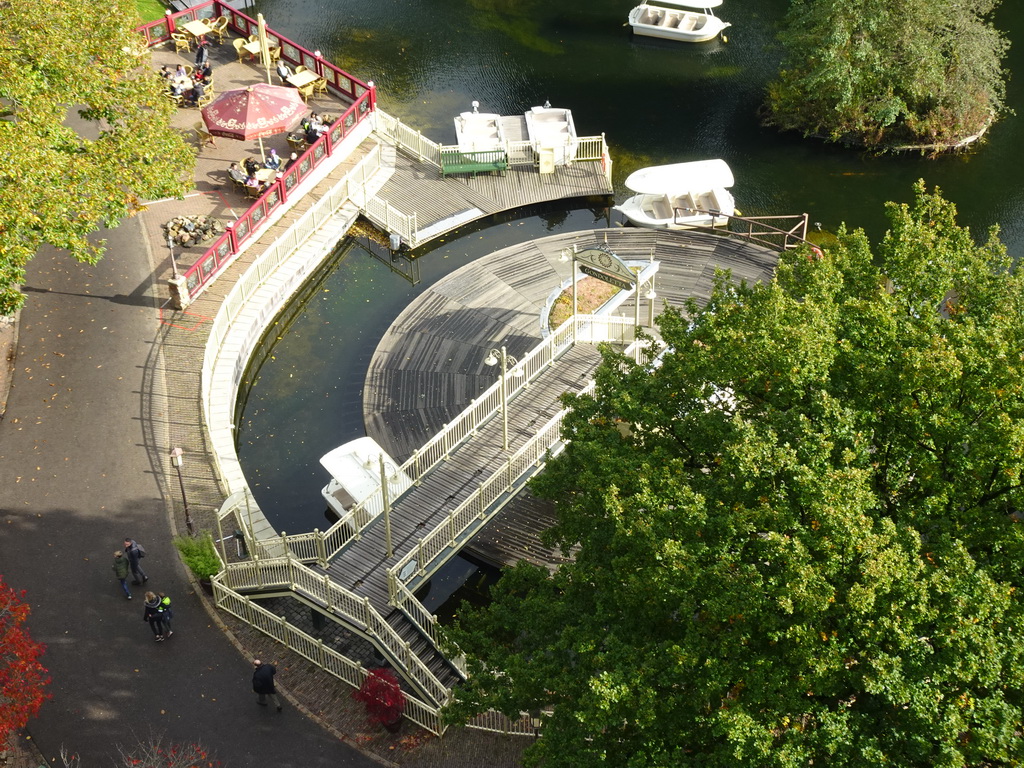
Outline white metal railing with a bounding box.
[373,110,442,166]
[362,196,419,246]
[386,396,589,627]
[218,556,452,706]
[202,145,387,497]
[212,579,447,734]
[245,313,637,567]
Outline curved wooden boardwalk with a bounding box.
[362,228,781,568]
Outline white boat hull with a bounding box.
[454,111,506,153]
[628,5,730,43]
[525,106,579,166]
[615,189,735,230]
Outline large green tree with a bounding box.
[0,0,194,314]
[446,182,1024,767]
[764,0,1009,149]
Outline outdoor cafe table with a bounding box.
[182,19,213,41]
[286,70,320,88]
[242,40,266,58]
[254,168,277,183]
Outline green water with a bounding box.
[237,1,1024,531]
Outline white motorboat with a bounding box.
[614,158,735,230]
[454,101,506,153]
[524,104,579,166]
[627,0,731,43]
[319,436,413,521]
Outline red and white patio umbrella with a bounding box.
[201,83,305,158]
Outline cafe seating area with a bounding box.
[143,25,360,273]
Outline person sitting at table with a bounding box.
[159,65,172,79]
[196,62,213,84]
[264,149,282,170]
[183,80,205,107]
[286,152,299,170]
[303,122,320,144]
[228,162,248,185]
[243,157,261,177]
[276,61,293,85]
[175,64,188,80]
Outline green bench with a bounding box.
[440,149,508,178]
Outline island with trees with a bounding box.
[446,182,1024,767]
[764,0,1010,152]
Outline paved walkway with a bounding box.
[0,120,529,768]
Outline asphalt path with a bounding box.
[0,216,378,766]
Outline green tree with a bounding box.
[0,0,194,314]
[446,182,1024,767]
[764,0,1009,149]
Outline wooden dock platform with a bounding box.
[368,139,613,247]
[362,227,780,569]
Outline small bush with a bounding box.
[173,533,222,580]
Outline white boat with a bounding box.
[614,158,735,230]
[319,436,413,521]
[454,101,506,153]
[524,104,579,166]
[627,0,731,43]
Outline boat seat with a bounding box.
[676,193,699,213]
[332,485,357,510]
[680,13,700,31]
[648,197,674,221]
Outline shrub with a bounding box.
[353,668,405,725]
[173,534,222,581]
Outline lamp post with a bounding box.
[484,346,518,451]
[558,245,579,318]
[167,234,179,280]
[170,447,194,536]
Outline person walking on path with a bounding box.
[111,551,132,599]
[252,659,282,711]
[143,591,166,641]
[123,537,148,585]
[157,592,173,638]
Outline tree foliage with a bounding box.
[0,0,195,314]
[0,576,49,741]
[764,0,1009,149]
[446,182,1024,767]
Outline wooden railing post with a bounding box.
[363,597,374,634]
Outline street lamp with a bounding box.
[558,245,579,317]
[167,234,180,280]
[484,346,519,451]
[170,447,195,536]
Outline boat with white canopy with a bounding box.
[627,0,731,43]
[614,158,735,230]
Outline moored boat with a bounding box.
[524,104,579,166]
[614,158,735,230]
[454,101,506,153]
[319,436,413,521]
[627,0,731,43]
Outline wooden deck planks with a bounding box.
[370,147,613,247]
[361,228,780,572]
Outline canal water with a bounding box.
[235,1,1024,595]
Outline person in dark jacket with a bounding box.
[123,537,147,585]
[112,551,132,599]
[158,592,174,638]
[252,659,282,711]
[143,592,166,642]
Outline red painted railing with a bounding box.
[137,1,376,302]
